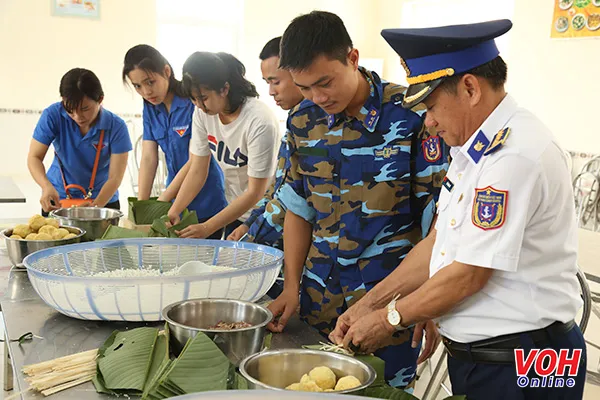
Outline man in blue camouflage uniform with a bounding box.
[227,37,303,250]
[266,11,449,390]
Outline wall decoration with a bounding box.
[552,0,600,38]
[51,0,100,20]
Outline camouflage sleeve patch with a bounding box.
[412,119,449,238]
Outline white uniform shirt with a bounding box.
[431,94,582,343]
[190,97,281,221]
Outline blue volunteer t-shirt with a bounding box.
[143,95,227,220]
[33,102,133,203]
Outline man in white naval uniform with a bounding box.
[330,19,586,400]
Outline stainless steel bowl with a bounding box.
[162,298,272,366]
[1,226,85,267]
[169,390,366,399]
[239,349,376,394]
[50,207,123,241]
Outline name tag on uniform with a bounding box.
[442,176,454,192]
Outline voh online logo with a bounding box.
[515,349,582,388]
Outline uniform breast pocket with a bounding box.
[443,191,470,232]
[171,132,191,160]
[297,155,335,215]
[360,148,411,216]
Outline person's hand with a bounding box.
[227,224,249,241]
[266,289,300,333]
[413,320,441,364]
[40,185,60,212]
[176,223,209,239]
[342,309,395,355]
[329,299,377,345]
[167,209,181,226]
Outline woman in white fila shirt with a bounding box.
[167,52,280,238]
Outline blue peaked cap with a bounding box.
[381,19,512,108]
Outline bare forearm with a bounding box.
[282,211,312,292]
[93,154,128,207]
[397,261,492,326]
[203,190,263,236]
[170,164,207,215]
[138,156,158,200]
[161,161,191,201]
[27,157,53,190]
[93,178,121,207]
[361,231,436,309]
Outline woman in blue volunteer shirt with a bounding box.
[27,68,132,216]
[122,45,227,238]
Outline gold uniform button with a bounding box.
[458,173,463,180]
[441,251,446,256]
[436,323,440,328]
[450,219,456,226]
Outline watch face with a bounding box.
[388,310,401,326]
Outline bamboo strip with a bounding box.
[22,349,98,374]
[40,374,95,397]
[28,369,97,391]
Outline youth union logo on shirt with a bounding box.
[173,125,189,137]
[92,141,107,151]
[208,134,248,167]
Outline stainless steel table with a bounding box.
[0,177,26,203]
[2,269,324,399]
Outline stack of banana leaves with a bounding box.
[93,325,246,399]
[101,198,199,240]
[92,327,464,400]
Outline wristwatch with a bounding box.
[386,298,406,331]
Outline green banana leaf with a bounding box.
[161,331,230,393]
[148,210,199,238]
[96,327,159,392]
[128,198,173,225]
[143,333,169,394]
[100,225,147,240]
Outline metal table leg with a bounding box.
[3,339,13,391]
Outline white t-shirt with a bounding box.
[431,94,582,343]
[190,97,281,221]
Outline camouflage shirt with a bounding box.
[243,134,290,249]
[278,68,449,292]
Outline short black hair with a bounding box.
[122,44,186,98]
[182,52,259,114]
[259,37,281,60]
[279,11,353,71]
[440,56,508,93]
[59,68,104,113]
